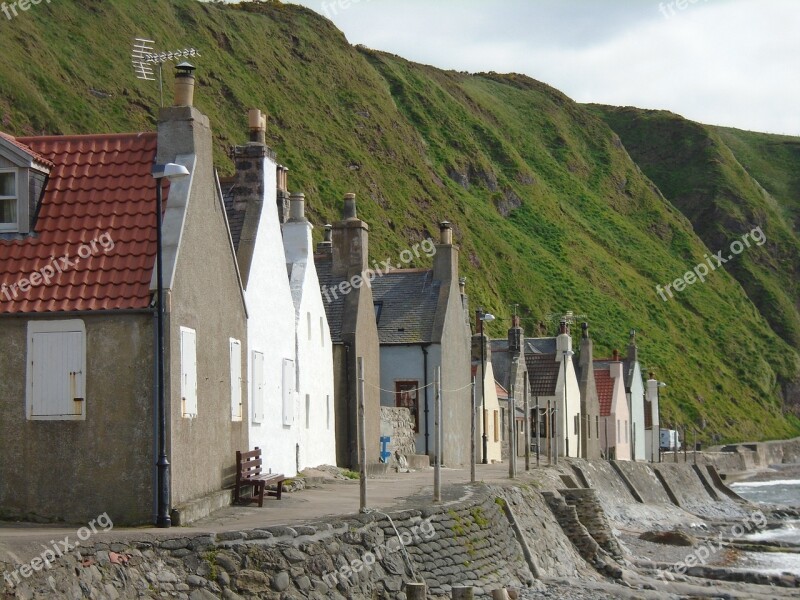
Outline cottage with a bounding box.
[472,336,502,464]
[623,330,647,461]
[490,315,529,460]
[371,222,472,466]
[594,350,632,461]
[314,195,381,468]
[0,68,248,524]
[524,320,581,458]
[576,322,601,460]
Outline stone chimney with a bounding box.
[433,220,458,286]
[471,331,492,365]
[627,329,638,363]
[508,314,523,355]
[276,165,290,224]
[556,317,572,355]
[283,192,314,266]
[316,224,333,255]
[331,193,369,276]
[224,107,278,285]
[610,349,623,379]
[173,63,196,107]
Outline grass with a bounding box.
[0,0,797,442]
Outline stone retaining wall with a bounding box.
[380,406,417,463]
[1,488,532,600]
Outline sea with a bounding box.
[729,478,800,575]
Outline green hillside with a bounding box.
[0,0,797,442]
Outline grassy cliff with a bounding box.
[0,0,797,442]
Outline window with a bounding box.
[493,410,499,442]
[326,394,331,429]
[320,316,324,346]
[0,170,17,231]
[574,414,579,435]
[305,394,311,428]
[251,351,265,424]
[180,327,197,418]
[625,420,629,443]
[307,312,312,341]
[596,416,599,439]
[500,407,506,441]
[617,419,621,443]
[395,381,419,432]
[282,358,295,426]
[374,302,383,323]
[229,338,242,421]
[26,320,86,420]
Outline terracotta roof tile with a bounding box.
[594,368,614,417]
[0,132,162,314]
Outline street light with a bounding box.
[562,349,575,458]
[478,309,495,464]
[152,162,190,528]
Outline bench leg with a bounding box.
[257,481,265,507]
[276,480,283,500]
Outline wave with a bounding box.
[730,479,800,488]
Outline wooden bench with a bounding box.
[234,447,286,507]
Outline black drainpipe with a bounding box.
[422,344,431,456]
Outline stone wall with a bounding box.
[380,406,418,465]
[1,488,532,600]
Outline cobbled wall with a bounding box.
[1,488,532,600]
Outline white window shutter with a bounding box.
[282,358,295,426]
[27,320,86,420]
[229,338,242,421]
[252,351,265,424]
[180,327,197,418]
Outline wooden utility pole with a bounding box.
[470,377,476,483]
[524,378,530,471]
[357,357,367,511]
[508,383,516,479]
[433,367,441,502]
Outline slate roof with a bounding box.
[314,256,346,344]
[594,368,614,417]
[0,132,163,313]
[371,269,441,344]
[526,337,557,355]
[524,353,561,397]
[489,339,511,390]
[220,178,245,249]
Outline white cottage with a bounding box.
[623,330,647,461]
[223,110,298,476]
[594,352,631,461]
[524,320,581,458]
[282,193,337,469]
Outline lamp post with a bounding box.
[562,349,575,458]
[152,162,190,528]
[478,309,495,464]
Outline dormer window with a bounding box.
[0,169,17,231]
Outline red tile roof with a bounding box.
[594,368,614,417]
[495,380,509,399]
[0,133,162,313]
[0,132,55,168]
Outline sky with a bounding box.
[280,0,800,136]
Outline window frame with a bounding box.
[0,168,18,232]
[395,380,420,432]
[180,326,198,418]
[229,338,243,422]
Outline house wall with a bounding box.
[284,218,337,470]
[378,343,436,456]
[611,369,631,461]
[0,315,154,525]
[628,363,646,461]
[554,357,581,458]
[157,106,249,507]
[645,378,661,462]
[241,153,298,476]
[476,361,503,463]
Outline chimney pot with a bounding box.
[289,192,306,222]
[174,62,196,107]
[248,108,267,144]
[612,349,620,361]
[559,319,567,335]
[323,224,332,243]
[581,322,589,339]
[439,220,453,245]
[459,277,466,295]
[342,193,357,219]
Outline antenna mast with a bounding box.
[131,37,201,107]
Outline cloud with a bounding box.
[290,0,799,134]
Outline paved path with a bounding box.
[0,462,531,559]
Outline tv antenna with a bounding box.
[131,37,201,107]
[544,310,587,326]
